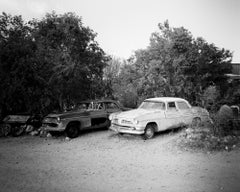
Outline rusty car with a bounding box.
[42,99,128,138]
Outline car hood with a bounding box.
[114,109,157,119]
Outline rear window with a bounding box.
[177,101,190,110]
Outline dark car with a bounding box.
[42,100,128,138]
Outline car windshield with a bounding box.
[138,101,165,110]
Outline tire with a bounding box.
[191,117,201,128]
[143,124,155,140]
[11,125,25,137]
[66,123,79,138]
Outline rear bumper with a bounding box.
[109,124,144,135]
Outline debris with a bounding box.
[65,137,70,141]
[46,133,52,138]
[25,125,34,133]
[0,124,11,137]
[39,129,48,137]
[30,130,39,136]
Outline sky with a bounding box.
[0,0,239,62]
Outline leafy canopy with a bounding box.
[0,12,109,116]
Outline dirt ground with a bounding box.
[0,129,240,192]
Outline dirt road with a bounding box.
[0,130,240,192]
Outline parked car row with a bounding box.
[1,97,212,139]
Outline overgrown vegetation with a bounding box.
[176,105,240,152]
[177,123,240,152]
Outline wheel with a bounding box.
[11,125,25,137]
[191,117,201,128]
[143,124,155,140]
[66,124,79,138]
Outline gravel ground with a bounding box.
[0,129,240,192]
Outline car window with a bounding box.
[138,101,165,110]
[167,102,177,110]
[177,101,190,110]
[105,102,119,109]
[96,102,105,110]
[78,103,88,110]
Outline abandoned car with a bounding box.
[1,114,42,137]
[109,97,211,139]
[42,100,128,138]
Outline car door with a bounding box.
[164,101,182,129]
[176,101,193,125]
[89,102,108,129]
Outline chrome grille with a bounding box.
[121,119,133,124]
[112,118,118,124]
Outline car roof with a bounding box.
[145,97,187,103]
[78,99,118,104]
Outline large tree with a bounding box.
[114,21,232,106]
[32,12,109,110]
[0,12,109,117]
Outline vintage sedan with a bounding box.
[109,97,211,139]
[42,100,128,138]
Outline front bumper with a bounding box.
[109,124,144,135]
[42,123,65,132]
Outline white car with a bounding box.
[109,97,211,139]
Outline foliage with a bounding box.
[202,86,220,111]
[0,14,235,116]
[178,125,240,152]
[103,56,123,99]
[0,12,108,116]
[110,20,232,106]
[0,12,39,114]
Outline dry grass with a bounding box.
[176,119,240,152]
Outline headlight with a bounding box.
[109,114,113,120]
[56,117,61,123]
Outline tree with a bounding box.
[115,20,232,106]
[32,12,109,109]
[0,12,109,116]
[0,12,41,115]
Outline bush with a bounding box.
[120,91,138,108]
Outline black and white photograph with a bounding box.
[0,0,240,191]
